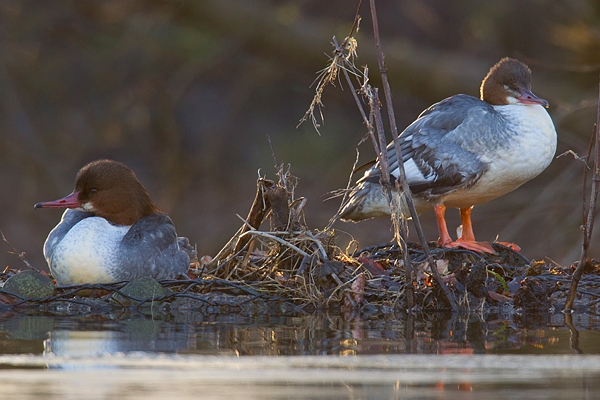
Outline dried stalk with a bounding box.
[565,77,600,312]
[1,229,38,272]
[297,4,361,134]
[326,148,361,231]
[234,178,274,253]
[369,88,415,309]
[368,0,456,311]
[238,230,309,257]
[327,33,417,309]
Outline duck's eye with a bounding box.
[90,188,98,194]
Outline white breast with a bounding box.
[49,217,130,285]
[443,104,556,208]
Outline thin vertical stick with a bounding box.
[370,89,415,308]
[368,0,457,311]
[565,77,600,312]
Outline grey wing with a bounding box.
[361,95,499,199]
[120,213,191,280]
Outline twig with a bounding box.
[329,271,358,309]
[347,0,363,38]
[205,226,243,270]
[565,75,600,312]
[0,229,38,272]
[326,148,361,230]
[368,0,456,312]
[297,2,362,133]
[234,178,274,253]
[235,214,258,231]
[266,134,278,165]
[238,230,309,257]
[556,150,588,164]
[304,231,329,261]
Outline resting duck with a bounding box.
[35,159,196,285]
[339,57,557,253]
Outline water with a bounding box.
[1,311,600,399]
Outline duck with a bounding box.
[35,159,196,285]
[339,57,557,253]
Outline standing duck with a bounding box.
[35,159,196,285]
[339,57,557,253]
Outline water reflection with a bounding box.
[0,310,599,357]
[1,311,600,399]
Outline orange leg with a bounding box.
[433,205,497,254]
[434,205,453,246]
[454,206,496,253]
[458,206,476,241]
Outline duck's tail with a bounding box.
[339,181,396,222]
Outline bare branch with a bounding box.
[565,76,600,312]
[368,0,456,311]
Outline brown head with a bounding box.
[35,159,160,226]
[480,57,549,108]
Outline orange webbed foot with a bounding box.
[443,239,497,254]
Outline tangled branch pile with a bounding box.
[164,167,600,314]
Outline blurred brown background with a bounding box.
[1,0,599,272]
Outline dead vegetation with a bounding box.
[189,167,598,315]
